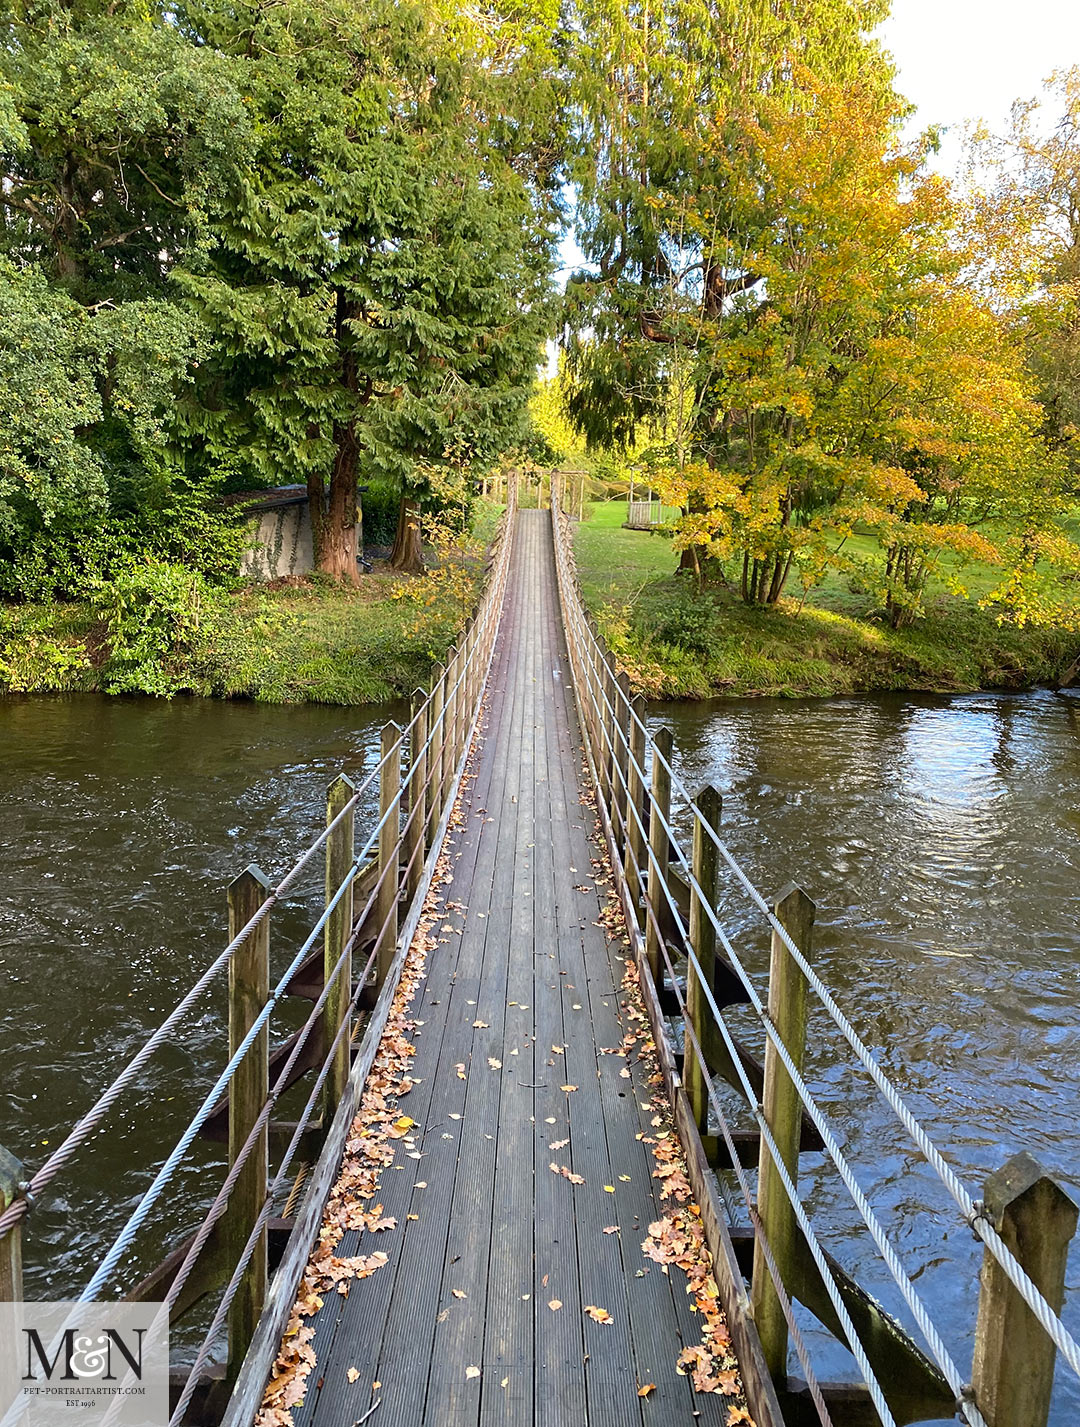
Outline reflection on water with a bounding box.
[0,693,400,1301]
[654,689,1080,1421]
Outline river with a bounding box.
[1,689,1078,1418]
[652,688,1080,1422]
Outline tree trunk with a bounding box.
[766,550,794,605]
[390,496,424,574]
[309,288,361,583]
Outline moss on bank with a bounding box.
[573,503,1080,699]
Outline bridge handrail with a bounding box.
[550,486,1079,1427]
[0,486,517,1419]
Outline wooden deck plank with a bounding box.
[299,512,728,1427]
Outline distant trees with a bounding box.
[560,0,1078,629]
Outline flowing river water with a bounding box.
[1,688,1079,1418]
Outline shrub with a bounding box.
[653,593,716,654]
[358,477,401,547]
[92,558,223,696]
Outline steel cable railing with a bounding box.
[0,488,517,1413]
[550,488,1076,1426]
[561,558,986,1422]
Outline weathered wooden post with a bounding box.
[600,654,617,820]
[751,884,815,1381]
[427,664,445,843]
[626,694,648,933]
[645,727,674,985]
[686,786,722,1133]
[442,643,459,808]
[376,723,402,985]
[613,670,631,855]
[406,691,428,895]
[971,1151,1078,1427]
[226,865,271,1380]
[323,775,355,1115]
[0,1145,24,1302]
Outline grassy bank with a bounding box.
[0,506,501,704]
[573,503,1080,699]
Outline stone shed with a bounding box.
[228,486,315,580]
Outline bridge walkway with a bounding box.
[284,509,726,1427]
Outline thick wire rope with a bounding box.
[77,502,516,1302]
[0,502,515,1251]
[550,497,997,1423]
[551,498,1080,1385]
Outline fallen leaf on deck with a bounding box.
[638,1383,656,1398]
[452,1289,466,1300]
[602,1226,620,1234]
[487,1057,502,1069]
[465,1365,481,1380]
[583,1306,613,1324]
[548,1299,562,1311]
[560,1084,578,1093]
[346,1369,360,1384]
[473,1020,489,1028]
[604,1185,615,1193]
[726,1410,754,1426]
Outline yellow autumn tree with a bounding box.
[642,76,1067,623]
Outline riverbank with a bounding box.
[574,503,1080,699]
[0,508,501,704]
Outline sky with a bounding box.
[877,0,1080,171]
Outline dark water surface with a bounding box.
[652,688,1080,1421]
[0,694,401,1304]
[2,689,1079,1417]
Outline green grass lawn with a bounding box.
[0,503,504,704]
[573,502,1080,699]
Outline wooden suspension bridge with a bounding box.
[2,490,1078,1427]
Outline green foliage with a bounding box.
[0,471,247,602]
[359,479,403,548]
[91,559,223,696]
[0,607,93,693]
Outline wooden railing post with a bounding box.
[585,617,602,758]
[686,785,722,1133]
[376,722,402,985]
[598,650,615,816]
[441,644,458,809]
[613,670,631,852]
[465,617,477,723]
[971,1151,1078,1427]
[626,694,648,933]
[323,775,355,1117]
[751,884,815,1382]
[405,690,427,899]
[226,865,271,1380]
[428,663,445,842]
[645,727,673,986]
[0,1145,24,1302]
